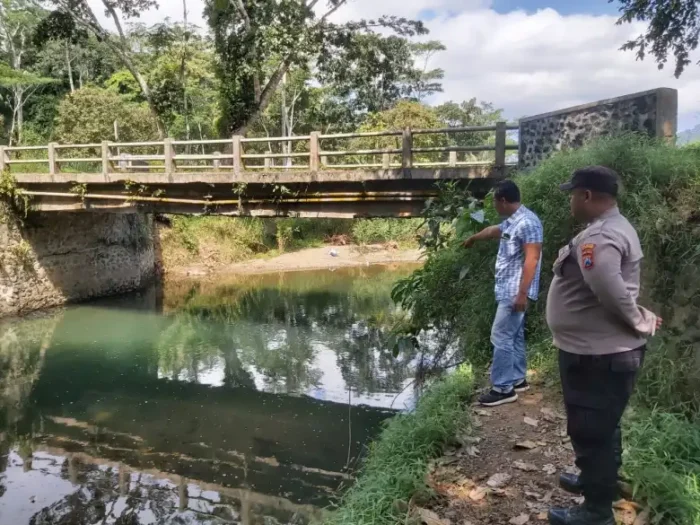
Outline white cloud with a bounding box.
[89,0,700,129]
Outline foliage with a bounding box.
[392,134,700,522]
[615,0,700,78]
[624,410,700,525]
[54,87,158,143]
[204,0,427,134]
[351,219,422,246]
[326,366,475,525]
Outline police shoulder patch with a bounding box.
[580,243,596,270]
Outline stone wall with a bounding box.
[519,88,678,169]
[0,207,156,316]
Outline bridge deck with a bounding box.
[5,123,518,217]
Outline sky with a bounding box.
[88,0,700,131]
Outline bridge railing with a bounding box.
[0,123,519,175]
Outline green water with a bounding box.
[0,265,421,525]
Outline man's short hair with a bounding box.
[494,180,521,203]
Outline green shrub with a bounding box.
[393,133,700,522]
[352,219,422,246]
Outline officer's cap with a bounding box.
[559,166,620,197]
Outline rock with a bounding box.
[514,440,539,450]
[524,417,539,427]
[537,512,548,521]
[510,513,530,525]
[487,473,512,488]
[465,445,480,457]
[542,464,557,475]
[514,460,538,472]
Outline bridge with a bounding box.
[5,123,518,218]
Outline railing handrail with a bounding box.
[0,121,519,174]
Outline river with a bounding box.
[0,264,422,525]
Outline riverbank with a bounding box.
[158,216,423,277]
[385,134,700,525]
[325,366,477,525]
[165,243,422,278]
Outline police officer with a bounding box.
[546,166,662,525]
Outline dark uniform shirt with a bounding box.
[546,207,657,355]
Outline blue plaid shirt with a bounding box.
[495,205,543,302]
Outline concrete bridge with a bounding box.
[0,88,678,317]
[5,123,518,218]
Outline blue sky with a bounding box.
[91,0,700,131]
[493,0,618,16]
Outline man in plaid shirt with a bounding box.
[463,180,543,406]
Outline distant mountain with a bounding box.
[678,124,700,145]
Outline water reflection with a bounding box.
[0,265,421,524]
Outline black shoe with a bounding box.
[559,473,584,495]
[514,380,530,393]
[548,503,615,525]
[479,389,518,407]
[559,473,625,497]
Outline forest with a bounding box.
[0,0,502,149]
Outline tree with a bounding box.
[409,40,445,101]
[0,0,48,144]
[615,0,700,78]
[204,0,426,135]
[32,10,86,92]
[54,86,158,144]
[40,0,166,137]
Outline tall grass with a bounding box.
[326,366,475,525]
[393,134,700,523]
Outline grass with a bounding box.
[325,366,475,525]
[390,134,700,524]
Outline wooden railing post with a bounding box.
[48,142,57,175]
[309,131,320,172]
[164,138,174,173]
[402,127,413,171]
[232,135,243,174]
[495,121,507,169]
[102,141,110,176]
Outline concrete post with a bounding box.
[102,141,111,176]
[0,146,6,172]
[164,138,174,173]
[402,127,413,171]
[309,131,320,172]
[495,121,507,169]
[48,142,57,175]
[232,135,243,174]
[264,156,271,170]
[382,148,391,169]
[449,150,457,167]
[213,151,221,172]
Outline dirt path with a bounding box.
[419,387,645,525]
[165,244,422,278]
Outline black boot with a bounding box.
[559,473,626,496]
[559,473,583,495]
[548,503,615,525]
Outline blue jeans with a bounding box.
[490,300,527,393]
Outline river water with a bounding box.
[0,265,422,525]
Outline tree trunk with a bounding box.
[65,43,75,93]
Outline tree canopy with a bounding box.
[615,0,700,77]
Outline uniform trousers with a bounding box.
[559,347,645,505]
